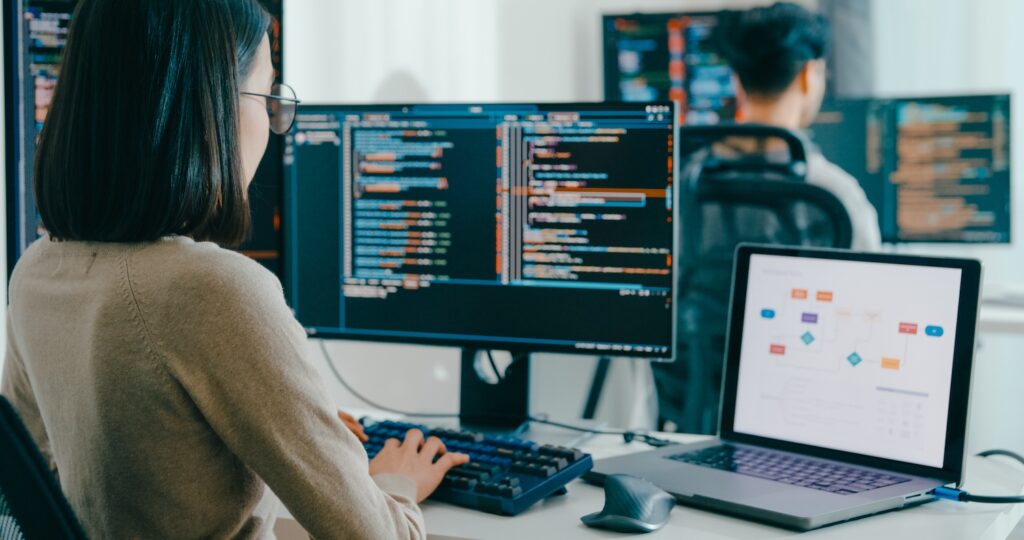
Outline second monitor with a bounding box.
[285,102,677,359]
[603,12,736,125]
[810,94,1011,244]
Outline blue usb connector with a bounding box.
[933,486,965,501]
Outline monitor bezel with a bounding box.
[718,244,981,483]
[285,101,680,362]
[4,0,22,282]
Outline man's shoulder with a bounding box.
[806,152,857,186]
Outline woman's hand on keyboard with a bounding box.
[369,428,471,502]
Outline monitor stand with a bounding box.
[459,348,530,434]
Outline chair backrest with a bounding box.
[0,396,87,540]
[677,123,811,178]
[654,124,854,434]
[680,124,852,309]
[682,178,854,309]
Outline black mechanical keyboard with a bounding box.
[362,420,594,515]
[667,445,910,495]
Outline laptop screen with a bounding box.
[732,253,963,469]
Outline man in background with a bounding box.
[714,1,881,250]
[651,3,882,434]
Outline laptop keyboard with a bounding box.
[666,445,911,495]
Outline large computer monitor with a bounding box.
[285,102,678,425]
[3,0,287,277]
[602,12,736,125]
[809,94,1011,243]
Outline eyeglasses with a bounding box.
[241,82,300,135]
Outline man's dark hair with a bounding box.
[34,0,271,246]
[713,2,830,98]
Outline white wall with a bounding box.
[285,0,500,103]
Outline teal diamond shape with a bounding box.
[801,331,815,345]
[847,352,863,366]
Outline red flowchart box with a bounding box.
[899,322,918,335]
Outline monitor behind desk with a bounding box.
[808,94,1011,244]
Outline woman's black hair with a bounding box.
[713,2,830,98]
[34,0,272,246]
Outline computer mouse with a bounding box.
[581,474,675,533]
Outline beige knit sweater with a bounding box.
[1,236,424,539]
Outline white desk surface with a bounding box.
[421,432,1024,540]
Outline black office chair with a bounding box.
[652,125,853,434]
[0,396,87,540]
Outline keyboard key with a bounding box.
[539,445,584,461]
[451,467,493,483]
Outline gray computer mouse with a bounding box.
[581,474,675,533]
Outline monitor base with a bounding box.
[459,348,530,433]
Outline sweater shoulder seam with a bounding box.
[119,251,170,374]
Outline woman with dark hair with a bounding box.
[0,0,465,537]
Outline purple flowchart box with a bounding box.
[801,313,818,324]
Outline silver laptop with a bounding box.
[588,245,982,530]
